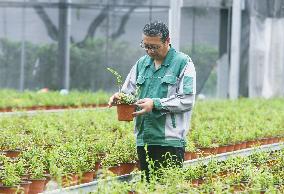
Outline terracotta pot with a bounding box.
[196,147,211,157]
[27,179,46,194]
[246,141,255,148]
[0,185,19,194]
[233,143,240,151]
[267,138,274,144]
[191,177,204,186]
[210,147,218,155]
[20,174,29,180]
[108,163,136,176]
[79,171,95,184]
[190,152,198,159]
[191,179,199,187]
[260,138,269,145]
[272,137,279,143]
[240,141,247,149]
[61,174,79,187]
[44,174,51,187]
[217,145,227,154]
[225,144,234,152]
[184,151,192,160]
[116,104,136,121]
[19,181,31,194]
[3,150,21,158]
[94,161,101,171]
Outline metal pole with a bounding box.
[65,0,71,90]
[20,1,26,91]
[169,0,182,51]
[217,7,230,98]
[229,0,242,99]
[192,7,195,53]
[58,0,71,90]
[149,0,152,22]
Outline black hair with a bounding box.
[143,21,169,43]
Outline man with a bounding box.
[108,21,196,181]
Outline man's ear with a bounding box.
[166,37,170,44]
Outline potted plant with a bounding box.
[107,67,137,121]
[0,162,22,194]
[27,158,46,194]
[0,133,22,158]
[100,138,137,176]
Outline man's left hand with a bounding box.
[133,98,154,116]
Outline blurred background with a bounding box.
[0,0,283,99]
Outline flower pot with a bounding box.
[191,177,205,187]
[268,137,274,144]
[44,174,51,187]
[94,161,101,171]
[108,163,136,176]
[184,151,192,160]
[225,144,234,152]
[196,147,211,157]
[240,141,247,149]
[190,152,198,159]
[234,143,241,151]
[28,179,46,194]
[245,141,254,148]
[217,145,227,154]
[0,185,19,194]
[272,137,279,143]
[116,104,136,121]
[3,150,21,158]
[79,171,95,184]
[61,174,78,187]
[19,181,31,194]
[260,138,269,145]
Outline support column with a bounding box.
[58,0,71,90]
[229,0,242,99]
[217,7,230,98]
[169,0,183,51]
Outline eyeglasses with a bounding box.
[140,41,163,52]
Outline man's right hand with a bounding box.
[108,92,120,108]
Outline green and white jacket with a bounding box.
[121,47,196,147]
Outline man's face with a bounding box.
[141,34,169,60]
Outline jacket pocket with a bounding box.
[136,76,146,85]
[183,76,193,94]
[160,74,178,97]
[161,74,177,85]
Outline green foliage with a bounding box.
[0,89,110,108]
[116,92,137,105]
[0,162,21,187]
[181,44,218,96]
[0,38,142,91]
[106,67,123,92]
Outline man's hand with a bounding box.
[133,98,154,116]
[108,92,120,108]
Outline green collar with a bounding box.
[162,46,175,67]
[145,46,176,67]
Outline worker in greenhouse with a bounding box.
[108,21,196,181]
